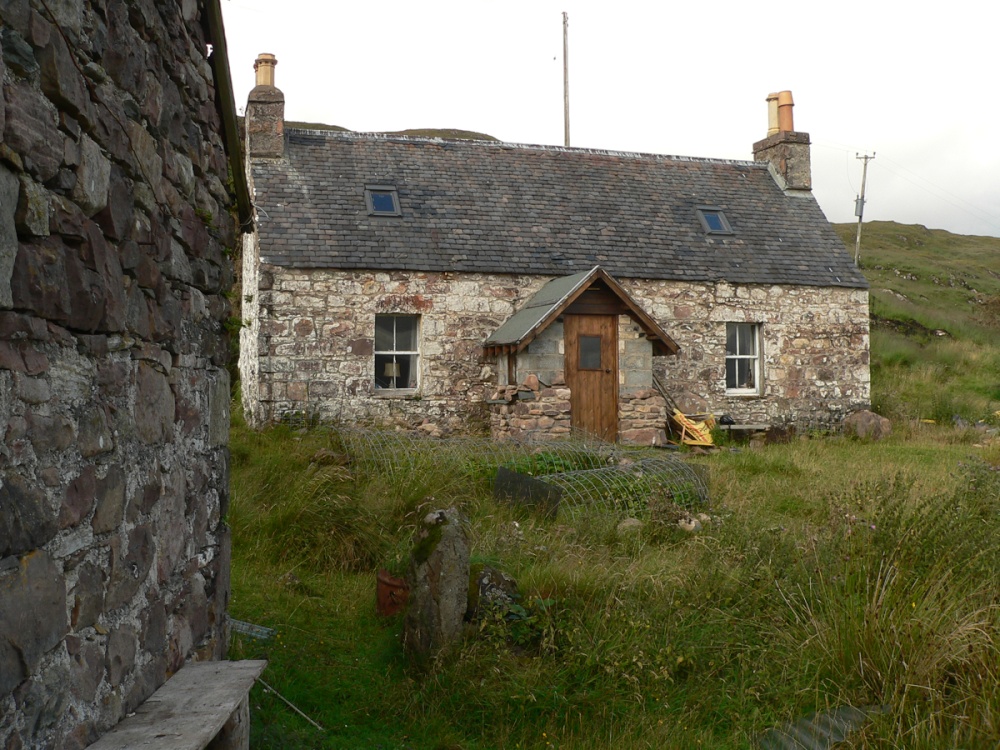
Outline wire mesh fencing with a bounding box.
[329,428,708,521]
[538,457,708,520]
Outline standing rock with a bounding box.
[843,410,892,440]
[403,508,470,662]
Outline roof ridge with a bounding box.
[283,127,763,167]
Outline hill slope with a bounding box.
[833,221,1000,422]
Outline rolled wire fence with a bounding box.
[330,428,708,521]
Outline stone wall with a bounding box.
[0,2,236,747]
[240,265,538,432]
[241,265,869,435]
[624,279,871,429]
[489,383,573,441]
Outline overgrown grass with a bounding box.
[229,416,1000,749]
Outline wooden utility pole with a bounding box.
[853,152,875,266]
[563,11,570,147]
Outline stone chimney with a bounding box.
[246,53,284,159]
[753,90,811,192]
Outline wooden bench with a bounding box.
[88,660,267,750]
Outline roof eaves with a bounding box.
[204,0,253,231]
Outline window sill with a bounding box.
[374,389,421,400]
[725,390,762,399]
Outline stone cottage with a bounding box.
[1,1,252,747]
[240,60,870,442]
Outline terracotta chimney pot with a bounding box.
[777,90,794,132]
[254,53,277,88]
[753,89,811,192]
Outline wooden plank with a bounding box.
[89,660,267,750]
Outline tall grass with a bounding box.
[871,330,1000,423]
[229,417,1000,749]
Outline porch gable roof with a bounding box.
[483,266,679,357]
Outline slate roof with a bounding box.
[251,130,868,288]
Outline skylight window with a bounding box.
[696,206,733,235]
[365,185,401,216]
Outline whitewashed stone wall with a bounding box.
[241,266,869,434]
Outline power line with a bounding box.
[814,141,1000,234]
[875,156,1000,232]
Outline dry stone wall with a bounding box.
[241,265,868,435]
[0,1,236,747]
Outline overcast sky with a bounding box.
[221,1,1000,239]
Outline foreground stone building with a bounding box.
[241,63,869,442]
[1,1,249,746]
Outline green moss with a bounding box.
[411,517,446,565]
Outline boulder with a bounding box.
[466,564,519,621]
[677,515,703,533]
[403,508,470,661]
[616,517,644,538]
[843,410,892,441]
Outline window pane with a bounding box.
[737,324,755,356]
[579,335,602,369]
[375,316,394,351]
[370,191,397,213]
[726,358,738,389]
[726,324,737,356]
[736,359,754,389]
[703,211,724,231]
[375,354,396,388]
[399,354,418,388]
[395,316,418,351]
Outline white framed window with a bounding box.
[726,323,760,395]
[374,314,419,390]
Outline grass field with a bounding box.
[229,222,1000,748]
[832,221,1000,425]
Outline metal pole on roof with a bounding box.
[853,152,875,266]
[563,11,570,147]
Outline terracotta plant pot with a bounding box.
[376,569,410,616]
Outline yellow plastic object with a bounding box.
[671,409,715,446]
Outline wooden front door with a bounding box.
[564,314,618,441]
